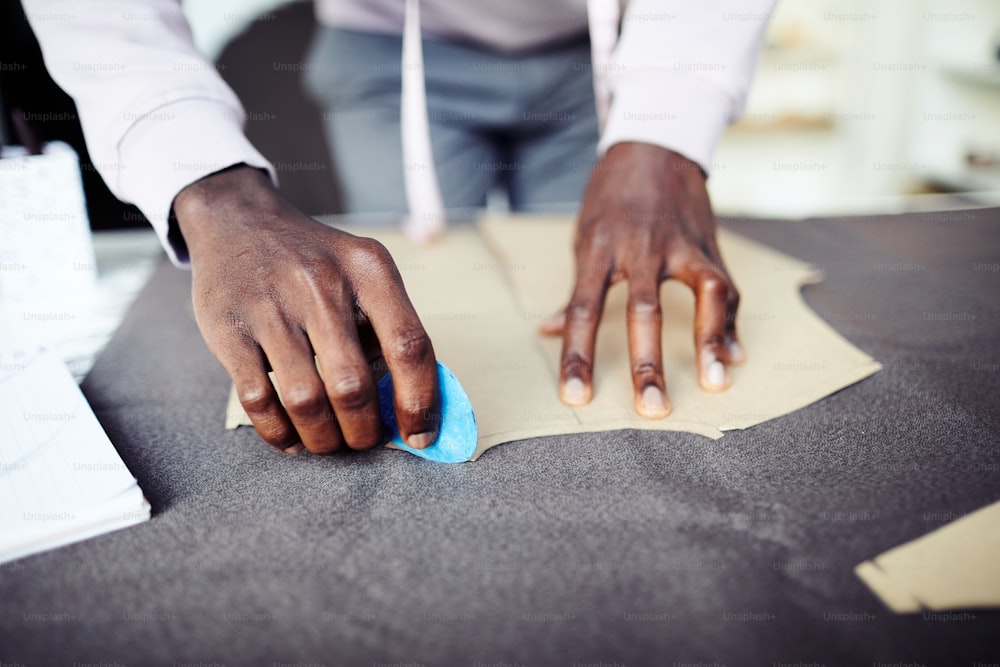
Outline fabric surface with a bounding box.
[2,210,999,665]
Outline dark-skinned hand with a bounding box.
[541,142,744,417]
[173,165,440,454]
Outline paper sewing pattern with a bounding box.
[227,216,882,460]
[855,499,1000,613]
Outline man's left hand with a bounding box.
[541,142,744,417]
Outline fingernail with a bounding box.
[641,385,666,412]
[562,377,587,405]
[283,443,305,455]
[706,360,727,389]
[728,341,745,363]
[407,431,436,450]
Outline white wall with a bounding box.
[709,0,1000,217]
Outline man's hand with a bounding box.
[174,166,439,454]
[541,142,744,417]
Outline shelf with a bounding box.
[940,62,1000,89]
[923,167,1000,193]
[730,113,834,133]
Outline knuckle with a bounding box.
[350,238,394,270]
[328,374,374,410]
[398,400,435,418]
[206,311,258,351]
[389,329,433,365]
[631,359,662,378]
[566,301,598,324]
[628,297,661,318]
[575,245,614,276]
[699,332,726,350]
[292,258,329,287]
[562,351,593,378]
[222,309,255,337]
[699,276,730,301]
[239,383,277,415]
[282,384,328,417]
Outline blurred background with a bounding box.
[714,0,1000,217]
[2,0,1000,227]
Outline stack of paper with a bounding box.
[0,348,149,564]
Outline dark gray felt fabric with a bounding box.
[2,210,999,666]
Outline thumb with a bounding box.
[538,310,566,337]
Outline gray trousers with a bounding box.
[303,26,600,216]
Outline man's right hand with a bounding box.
[173,165,440,455]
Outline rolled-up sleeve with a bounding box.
[598,0,776,174]
[22,0,276,265]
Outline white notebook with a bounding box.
[0,348,149,564]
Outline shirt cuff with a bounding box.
[116,98,277,266]
[598,69,733,176]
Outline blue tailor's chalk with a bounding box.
[377,361,478,463]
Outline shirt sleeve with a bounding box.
[21,0,277,266]
[598,0,777,174]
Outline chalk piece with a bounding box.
[377,361,477,463]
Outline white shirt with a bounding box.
[23,0,775,265]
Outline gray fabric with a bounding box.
[3,210,1000,666]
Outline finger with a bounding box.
[721,284,744,366]
[261,326,345,455]
[559,252,612,406]
[223,344,301,454]
[627,269,670,418]
[351,239,439,449]
[308,303,384,451]
[538,311,566,337]
[357,323,390,382]
[702,240,745,365]
[690,268,737,392]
